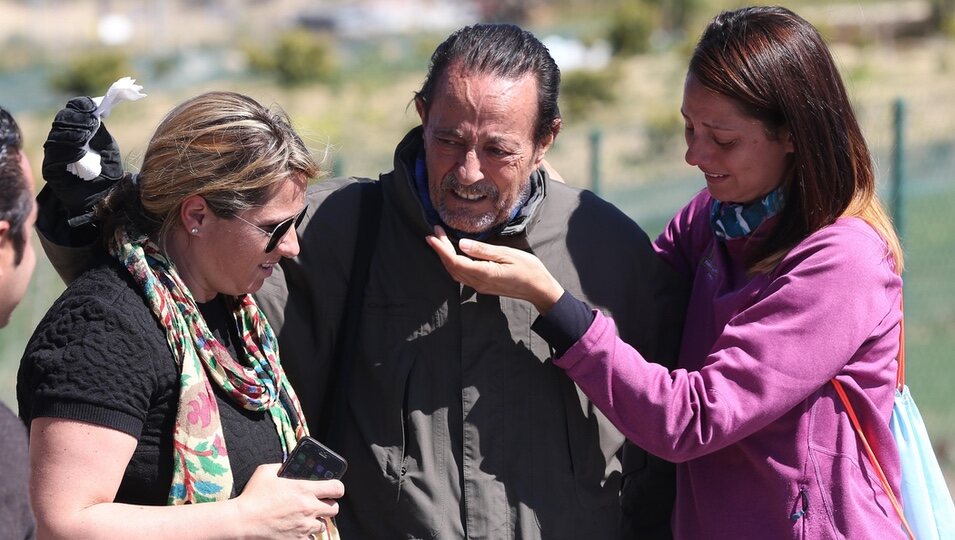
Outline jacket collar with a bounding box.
[386,126,548,242]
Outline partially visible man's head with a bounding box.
[0,106,38,327]
[416,23,562,147]
[414,24,562,234]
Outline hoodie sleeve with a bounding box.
[552,219,902,462]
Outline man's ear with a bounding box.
[0,220,11,276]
[415,97,428,125]
[0,220,11,244]
[179,195,211,235]
[533,118,562,166]
[550,117,563,139]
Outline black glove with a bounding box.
[42,96,125,221]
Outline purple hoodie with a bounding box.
[554,191,905,539]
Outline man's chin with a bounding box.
[438,211,499,235]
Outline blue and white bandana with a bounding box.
[710,187,786,240]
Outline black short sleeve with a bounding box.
[17,259,284,503]
[17,261,178,439]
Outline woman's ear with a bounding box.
[179,195,211,236]
[783,128,795,153]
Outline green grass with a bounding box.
[897,183,955,481]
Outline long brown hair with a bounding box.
[689,6,903,273]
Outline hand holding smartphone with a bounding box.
[278,436,348,481]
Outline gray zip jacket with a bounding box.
[257,127,686,539]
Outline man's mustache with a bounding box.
[441,173,498,199]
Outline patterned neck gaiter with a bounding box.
[710,187,786,240]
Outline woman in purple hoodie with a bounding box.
[427,6,906,539]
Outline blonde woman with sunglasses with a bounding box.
[18,92,342,539]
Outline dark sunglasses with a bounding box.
[234,205,308,253]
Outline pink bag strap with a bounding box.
[831,380,913,539]
[896,295,906,389]
[830,293,913,540]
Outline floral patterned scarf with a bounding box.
[109,227,337,538]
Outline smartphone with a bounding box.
[278,436,348,481]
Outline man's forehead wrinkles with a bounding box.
[434,127,464,137]
[432,125,518,146]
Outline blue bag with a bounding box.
[833,302,955,540]
[890,380,955,539]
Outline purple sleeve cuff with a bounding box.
[531,291,595,357]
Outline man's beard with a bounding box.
[432,172,531,234]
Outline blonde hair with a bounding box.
[843,184,905,274]
[101,91,318,243]
[750,189,904,275]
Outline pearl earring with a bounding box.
[190,227,199,235]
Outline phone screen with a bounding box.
[278,436,348,481]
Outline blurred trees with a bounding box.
[607,3,659,56]
[560,68,618,120]
[50,51,133,96]
[606,0,703,57]
[246,30,337,87]
[474,0,543,23]
[932,0,955,36]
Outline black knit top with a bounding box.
[17,257,284,504]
